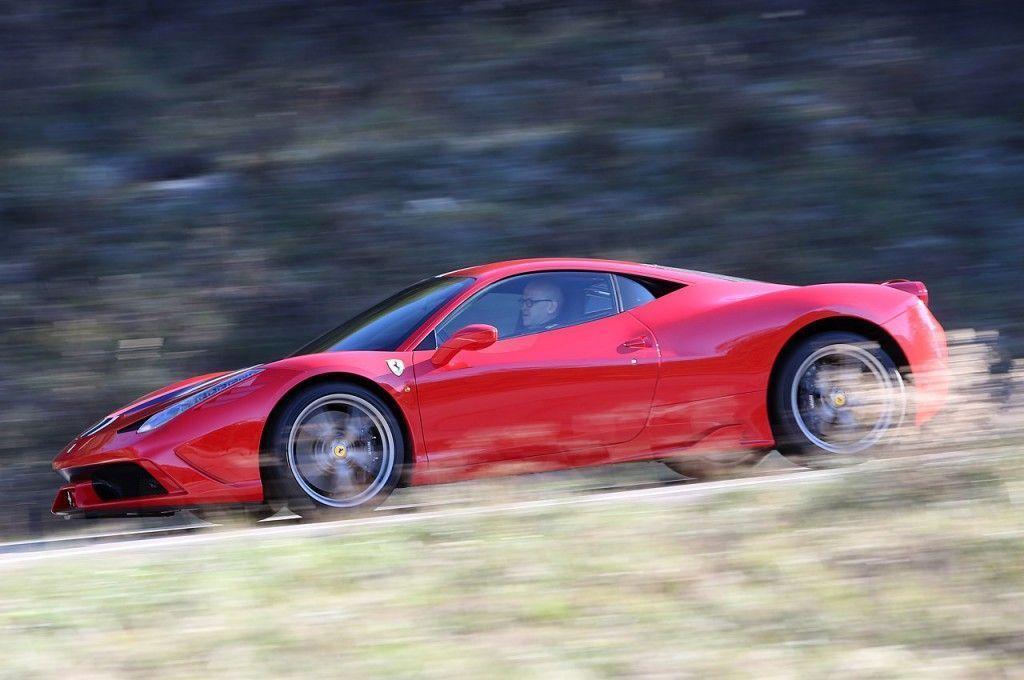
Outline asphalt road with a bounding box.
[0,452,842,566]
[6,448,982,566]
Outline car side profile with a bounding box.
[52,258,949,520]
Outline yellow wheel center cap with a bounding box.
[832,393,847,407]
[333,444,347,458]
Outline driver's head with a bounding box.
[520,280,563,329]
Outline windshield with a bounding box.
[291,276,474,355]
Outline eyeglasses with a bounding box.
[519,297,553,309]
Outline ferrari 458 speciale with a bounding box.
[52,258,948,520]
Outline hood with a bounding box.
[74,370,232,438]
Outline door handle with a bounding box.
[621,336,649,349]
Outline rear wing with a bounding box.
[881,279,929,306]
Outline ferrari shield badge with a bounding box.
[386,359,405,376]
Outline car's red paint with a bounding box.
[411,309,660,469]
[52,258,949,517]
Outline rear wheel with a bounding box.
[262,381,405,520]
[771,331,906,468]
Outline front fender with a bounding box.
[173,352,422,486]
[253,352,424,470]
[53,351,422,499]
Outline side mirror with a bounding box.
[432,324,498,367]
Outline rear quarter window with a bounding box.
[615,275,684,311]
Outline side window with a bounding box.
[583,278,616,317]
[436,271,617,343]
[615,275,658,311]
[437,284,522,342]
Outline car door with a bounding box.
[410,271,659,469]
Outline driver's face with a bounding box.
[520,283,558,328]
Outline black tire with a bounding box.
[664,450,767,480]
[770,331,906,468]
[261,381,406,520]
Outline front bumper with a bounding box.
[51,454,264,518]
[53,460,182,517]
[50,375,279,518]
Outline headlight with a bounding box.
[137,366,263,433]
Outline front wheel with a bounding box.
[771,331,907,468]
[262,381,405,520]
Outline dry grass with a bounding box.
[1,448,1023,679]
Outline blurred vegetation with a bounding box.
[2,1,1024,529]
[2,450,1024,677]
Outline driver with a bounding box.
[519,280,565,330]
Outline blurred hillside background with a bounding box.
[2,0,1023,535]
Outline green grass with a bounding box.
[2,451,1023,678]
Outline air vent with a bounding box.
[88,463,167,501]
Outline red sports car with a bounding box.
[52,258,949,520]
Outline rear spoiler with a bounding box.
[881,279,928,306]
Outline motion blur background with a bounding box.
[2,1,1023,533]
[4,3,1024,676]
